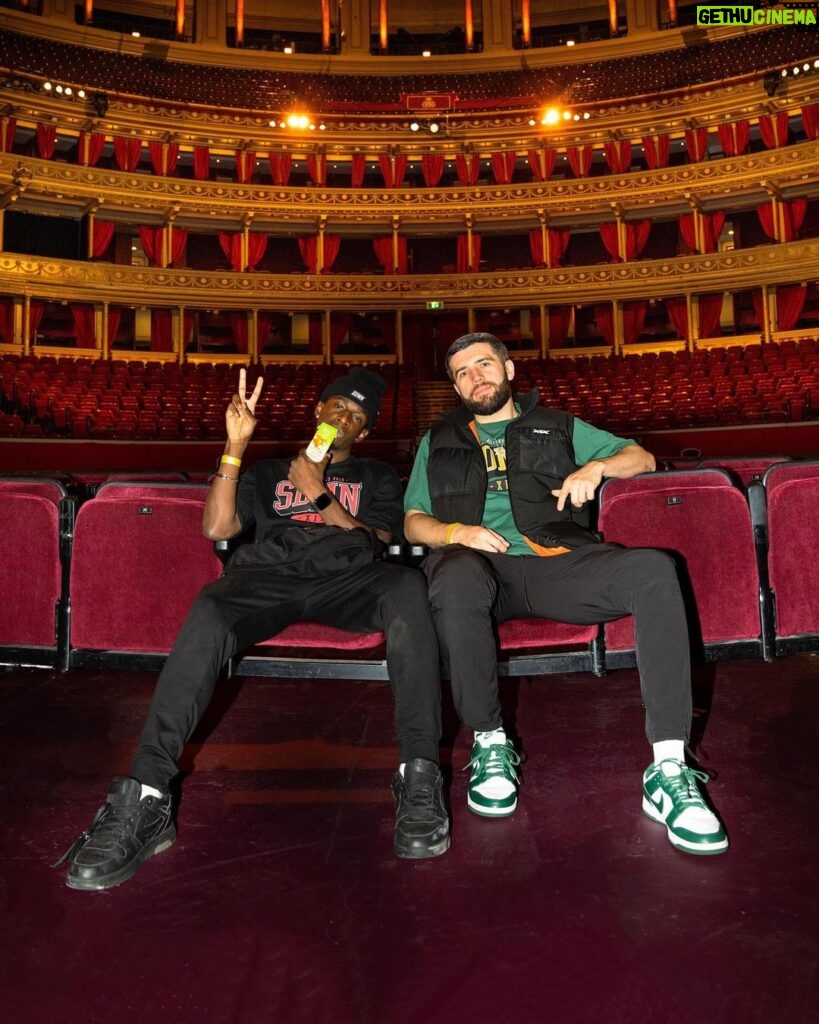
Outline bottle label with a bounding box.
[305,422,338,462]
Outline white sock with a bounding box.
[475,728,506,748]
[398,762,405,777]
[652,739,685,766]
[140,783,163,800]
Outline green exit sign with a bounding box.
[426,301,444,310]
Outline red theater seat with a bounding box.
[598,469,763,665]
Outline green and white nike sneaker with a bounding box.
[465,733,521,818]
[642,759,729,855]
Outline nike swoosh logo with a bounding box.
[651,790,670,816]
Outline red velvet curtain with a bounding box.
[665,297,689,342]
[777,284,807,331]
[684,127,708,162]
[90,220,115,258]
[373,237,393,272]
[567,145,593,177]
[323,235,340,271]
[36,124,57,159]
[698,293,723,338]
[528,228,569,267]
[256,312,273,353]
[0,116,16,153]
[247,234,267,270]
[527,148,555,181]
[308,313,322,354]
[604,140,632,173]
[491,151,516,184]
[148,141,179,176]
[626,221,651,259]
[77,131,105,167]
[372,236,407,274]
[599,223,621,261]
[193,146,210,180]
[0,296,13,343]
[219,232,243,271]
[351,154,367,187]
[593,304,615,344]
[456,233,481,271]
[642,134,670,169]
[150,309,173,352]
[757,200,807,242]
[138,226,164,267]
[379,154,407,187]
[28,301,45,340]
[802,104,819,140]
[679,212,724,253]
[751,288,765,330]
[234,151,256,184]
[70,304,96,347]
[107,307,122,347]
[307,154,327,186]
[113,137,142,171]
[330,313,351,351]
[268,153,292,186]
[228,312,249,353]
[622,300,648,344]
[421,154,444,187]
[717,120,749,157]
[455,154,480,185]
[759,112,790,149]
[298,237,318,272]
[169,227,187,266]
[548,306,572,348]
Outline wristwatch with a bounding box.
[313,492,332,511]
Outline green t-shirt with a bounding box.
[403,413,634,557]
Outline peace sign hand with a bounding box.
[226,368,264,443]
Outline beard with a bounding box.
[462,376,513,416]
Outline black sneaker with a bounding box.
[54,777,176,890]
[391,758,450,859]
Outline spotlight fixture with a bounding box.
[532,105,590,126]
[409,119,443,135]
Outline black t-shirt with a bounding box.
[235,454,404,542]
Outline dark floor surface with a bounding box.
[1,655,818,1024]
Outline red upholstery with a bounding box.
[696,457,791,486]
[0,492,62,648]
[763,462,819,639]
[70,484,223,654]
[598,470,761,651]
[498,618,598,649]
[258,623,385,651]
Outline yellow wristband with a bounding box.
[221,455,242,468]
[445,522,462,545]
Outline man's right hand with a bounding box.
[449,524,510,553]
[226,368,264,443]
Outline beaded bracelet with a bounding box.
[210,472,239,483]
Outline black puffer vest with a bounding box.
[427,389,597,549]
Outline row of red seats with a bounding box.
[2,463,818,678]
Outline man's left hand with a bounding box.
[551,460,605,511]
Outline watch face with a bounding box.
[314,492,332,510]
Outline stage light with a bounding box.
[410,121,420,132]
[43,81,52,91]
[429,121,440,133]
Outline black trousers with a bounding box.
[422,544,692,745]
[132,561,442,790]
